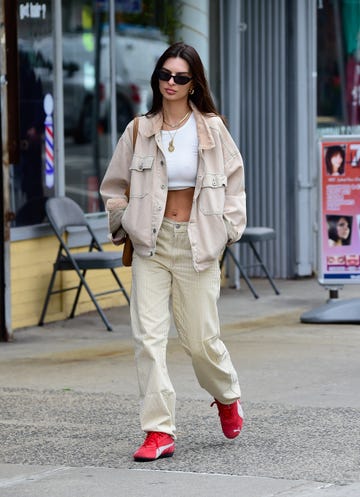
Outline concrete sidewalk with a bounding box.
[0,278,360,496]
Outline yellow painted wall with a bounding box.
[11,236,132,329]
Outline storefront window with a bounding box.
[62,0,171,214]
[12,0,53,227]
[317,0,360,134]
[61,0,112,213]
[12,0,176,229]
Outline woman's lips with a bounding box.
[165,88,176,95]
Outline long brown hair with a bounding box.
[146,42,220,117]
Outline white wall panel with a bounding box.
[220,0,317,278]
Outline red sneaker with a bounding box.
[133,432,175,462]
[211,399,244,439]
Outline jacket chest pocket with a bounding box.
[129,155,154,197]
[199,173,227,215]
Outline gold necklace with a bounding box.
[163,110,191,128]
[167,128,178,152]
[164,111,191,152]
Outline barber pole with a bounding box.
[43,94,54,188]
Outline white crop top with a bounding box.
[161,113,198,190]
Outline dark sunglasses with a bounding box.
[158,69,192,85]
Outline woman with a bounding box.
[325,145,345,176]
[100,42,246,462]
[327,215,352,246]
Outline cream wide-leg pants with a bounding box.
[130,218,241,438]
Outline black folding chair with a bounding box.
[220,227,280,299]
[38,196,130,331]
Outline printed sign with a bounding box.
[19,2,47,20]
[319,136,360,284]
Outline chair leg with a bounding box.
[69,270,86,319]
[110,268,130,304]
[70,267,130,317]
[69,268,113,331]
[224,247,259,299]
[38,268,58,326]
[248,241,280,295]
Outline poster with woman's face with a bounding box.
[325,145,346,176]
[326,215,352,247]
[320,139,360,284]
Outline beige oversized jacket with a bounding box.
[100,103,246,272]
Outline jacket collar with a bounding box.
[141,102,216,150]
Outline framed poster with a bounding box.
[319,136,360,285]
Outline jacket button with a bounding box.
[153,228,156,233]
[161,184,166,189]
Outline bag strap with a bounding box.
[125,117,139,200]
[132,116,139,151]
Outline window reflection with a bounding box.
[62,2,111,213]
[62,1,169,213]
[13,0,172,225]
[318,0,360,129]
[12,0,53,227]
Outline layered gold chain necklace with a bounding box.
[163,110,190,128]
[163,110,191,153]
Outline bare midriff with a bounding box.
[164,187,195,222]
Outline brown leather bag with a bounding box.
[122,117,139,267]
